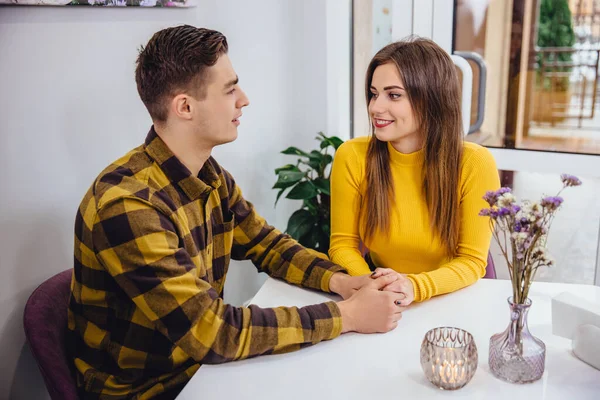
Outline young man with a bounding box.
[68,25,405,399]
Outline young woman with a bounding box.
[329,37,500,305]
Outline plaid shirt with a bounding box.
[68,127,345,399]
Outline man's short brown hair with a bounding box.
[135,25,228,122]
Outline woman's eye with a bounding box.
[370,92,378,99]
[390,93,402,99]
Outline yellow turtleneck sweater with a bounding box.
[329,136,500,302]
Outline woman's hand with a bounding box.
[371,268,415,306]
[329,273,374,300]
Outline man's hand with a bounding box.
[337,274,408,333]
[371,268,415,306]
[329,273,372,300]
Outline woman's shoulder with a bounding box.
[461,141,496,168]
[341,135,370,149]
[460,141,499,188]
[336,135,370,160]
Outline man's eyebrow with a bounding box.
[224,76,239,89]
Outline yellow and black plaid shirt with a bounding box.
[68,127,345,399]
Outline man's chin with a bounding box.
[215,131,238,146]
[228,130,239,143]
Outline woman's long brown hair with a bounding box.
[362,37,463,256]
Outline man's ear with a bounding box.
[171,94,193,121]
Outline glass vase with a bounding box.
[488,297,546,383]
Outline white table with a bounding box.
[177,278,600,399]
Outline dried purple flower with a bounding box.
[498,207,511,217]
[541,196,563,211]
[483,187,512,206]
[483,191,496,206]
[561,174,582,187]
[478,174,581,303]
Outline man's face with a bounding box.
[189,54,250,147]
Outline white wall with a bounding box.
[0,1,350,398]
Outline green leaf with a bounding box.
[274,164,300,175]
[272,170,305,189]
[286,181,318,200]
[301,159,321,170]
[329,136,344,149]
[281,147,309,157]
[313,178,330,195]
[321,154,333,167]
[307,151,325,170]
[320,221,330,237]
[317,134,344,150]
[303,198,319,214]
[274,188,287,206]
[308,150,324,162]
[299,226,320,250]
[286,209,317,240]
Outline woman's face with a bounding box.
[368,63,421,152]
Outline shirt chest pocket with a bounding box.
[214,212,234,258]
[207,211,234,289]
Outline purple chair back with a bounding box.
[23,269,79,400]
[484,252,497,279]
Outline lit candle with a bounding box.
[420,327,478,390]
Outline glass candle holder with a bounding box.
[420,327,478,390]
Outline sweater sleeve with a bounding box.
[407,146,501,302]
[329,140,372,276]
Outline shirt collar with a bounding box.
[144,126,221,201]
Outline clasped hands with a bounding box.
[329,268,415,334]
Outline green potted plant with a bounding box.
[272,132,344,254]
[534,0,576,123]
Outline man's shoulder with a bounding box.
[91,145,157,209]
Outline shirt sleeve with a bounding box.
[93,196,343,364]
[223,170,348,293]
[406,146,501,302]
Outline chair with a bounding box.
[23,269,79,400]
[484,251,497,279]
